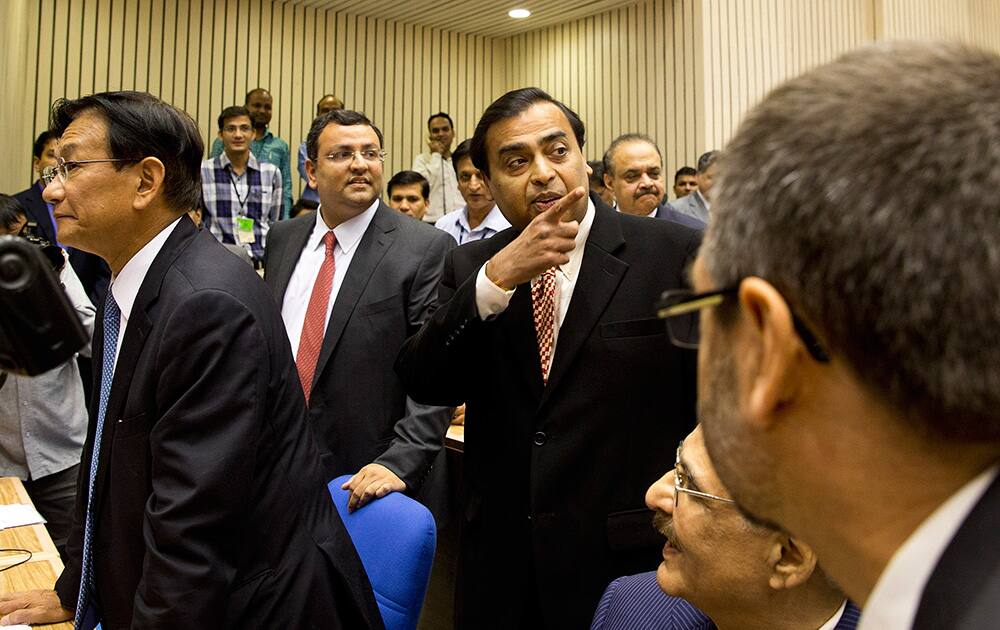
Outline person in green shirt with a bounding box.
[210,88,293,218]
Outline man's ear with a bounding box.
[766,534,818,590]
[736,277,803,429]
[305,158,318,190]
[134,157,166,210]
[603,172,614,191]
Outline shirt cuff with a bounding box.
[475,262,515,320]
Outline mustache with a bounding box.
[634,187,660,198]
[652,510,681,552]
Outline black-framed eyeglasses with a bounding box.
[657,284,830,362]
[40,157,135,186]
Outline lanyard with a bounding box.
[229,169,249,213]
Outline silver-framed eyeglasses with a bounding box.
[41,157,135,186]
[323,149,387,164]
[674,441,736,506]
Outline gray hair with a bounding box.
[702,40,1000,441]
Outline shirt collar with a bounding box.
[218,151,259,172]
[646,207,658,218]
[817,601,848,630]
[559,198,595,282]
[859,464,999,630]
[310,199,379,255]
[456,204,507,233]
[696,189,709,210]
[111,216,183,319]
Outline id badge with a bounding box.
[237,216,256,244]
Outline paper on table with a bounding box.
[0,503,45,529]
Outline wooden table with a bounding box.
[445,424,465,452]
[0,477,73,629]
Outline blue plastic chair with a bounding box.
[328,475,437,630]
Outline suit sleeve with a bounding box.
[374,231,455,491]
[396,244,484,407]
[129,289,269,628]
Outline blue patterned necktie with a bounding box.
[76,291,120,630]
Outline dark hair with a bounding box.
[704,41,1000,441]
[470,87,586,177]
[291,198,319,217]
[306,109,384,161]
[245,88,270,103]
[33,131,55,159]
[697,150,719,173]
[316,94,344,113]
[387,170,430,200]
[674,166,697,182]
[451,139,474,176]
[427,112,454,130]
[587,160,607,187]
[0,194,27,233]
[50,91,204,212]
[217,106,251,131]
[602,133,661,177]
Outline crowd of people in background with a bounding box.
[0,38,997,630]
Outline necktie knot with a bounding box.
[323,230,336,256]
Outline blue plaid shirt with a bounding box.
[211,128,293,217]
[200,152,282,261]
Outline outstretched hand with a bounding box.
[485,187,586,290]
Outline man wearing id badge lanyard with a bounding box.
[200,106,283,267]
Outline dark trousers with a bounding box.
[24,463,80,562]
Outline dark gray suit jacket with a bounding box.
[913,472,1000,629]
[264,202,454,500]
[667,191,709,224]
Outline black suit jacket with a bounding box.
[397,201,701,629]
[54,216,383,630]
[913,471,1000,629]
[263,203,454,497]
[14,182,111,306]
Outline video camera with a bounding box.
[0,235,87,376]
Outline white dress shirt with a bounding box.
[474,199,596,375]
[411,152,463,223]
[858,464,999,630]
[281,200,379,359]
[110,216,183,368]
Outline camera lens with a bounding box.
[0,252,28,290]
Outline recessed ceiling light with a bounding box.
[508,8,531,19]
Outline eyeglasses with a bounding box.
[323,149,387,164]
[657,284,830,362]
[674,441,735,506]
[41,157,135,186]
[222,124,253,134]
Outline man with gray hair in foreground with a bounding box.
[659,41,1000,629]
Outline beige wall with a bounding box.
[504,0,702,182]
[5,0,1000,197]
[5,0,506,196]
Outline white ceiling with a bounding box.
[285,0,643,37]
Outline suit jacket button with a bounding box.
[533,431,547,446]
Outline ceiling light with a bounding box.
[508,8,531,19]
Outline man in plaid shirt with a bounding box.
[201,106,283,264]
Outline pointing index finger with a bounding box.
[539,187,586,223]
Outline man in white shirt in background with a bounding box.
[659,41,1000,630]
[412,112,463,223]
[434,139,510,245]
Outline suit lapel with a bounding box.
[270,214,313,305]
[503,280,546,401]
[540,206,627,408]
[310,202,396,391]
[92,217,195,512]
